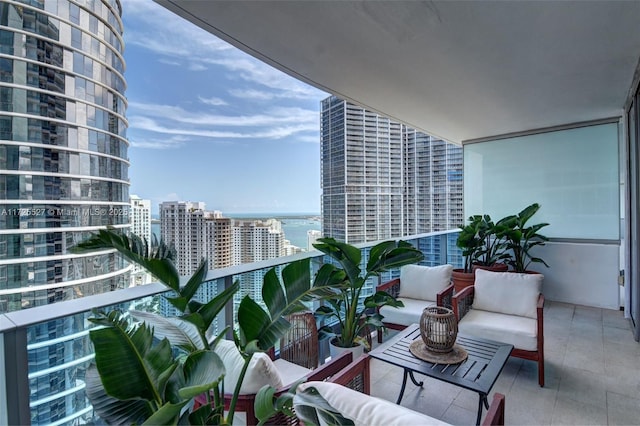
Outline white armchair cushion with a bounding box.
[273,358,312,387]
[380,297,434,326]
[459,309,538,351]
[473,269,543,319]
[398,264,453,301]
[296,381,450,426]
[214,340,283,394]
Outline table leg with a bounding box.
[397,370,409,404]
[408,371,424,387]
[396,370,424,404]
[476,394,488,426]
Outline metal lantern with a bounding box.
[419,306,458,353]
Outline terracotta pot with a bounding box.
[472,263,509,273]
[452,268,475,293]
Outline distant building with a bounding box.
[307,229,322,251]
[283,240,304,256]
[160,201,208,276]
[205,211,232,269]
[232,218,285,265]
[130,196,152,286]
[320,96,463,245]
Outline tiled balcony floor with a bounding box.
[371,301,640,425]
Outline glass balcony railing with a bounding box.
[0,230,461,426]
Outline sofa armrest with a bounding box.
[452,285,475,320]
[481,393,505,426]
[377,278,401,298]
[305,351,353,382]
[328,354,370,395]
[437,283,455,308]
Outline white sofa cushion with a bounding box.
[398,264,453,301]
[379,297,435,326]
[296,381,450,426]
[459,309,538,351]
[473,269,543,319]
[214,340,283,394]
[273,358,311,387]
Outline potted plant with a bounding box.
[71,229,338,425]
[471,214,511,272]
[501,203,550,273]
[312,237,424,357]
[453,216,483,292]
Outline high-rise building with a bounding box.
[204,211,232,269]
[130,195,151,286]
[320,96,463,245]
[0,0,129,423]
[231,218,284,265]
[0,0,130,312]
[160,201,208,276]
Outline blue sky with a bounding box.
[121,0,328,215]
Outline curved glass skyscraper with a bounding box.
[0,1,129,423]
[0,0,130,313]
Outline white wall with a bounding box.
[530,241,620,309]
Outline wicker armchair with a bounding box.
[377,264,455,343]
[278,312,319,369]
[452,269,545,386]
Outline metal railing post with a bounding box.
[224,275,235,340]
[2,325,31,425]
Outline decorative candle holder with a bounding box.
[419,306,458,353]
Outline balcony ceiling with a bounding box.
[157,0,640,144]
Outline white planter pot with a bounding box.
[329,337,364,360]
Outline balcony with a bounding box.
[371,301,639,425]
[2,229,638,425]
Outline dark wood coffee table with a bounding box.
[369,323,513,425]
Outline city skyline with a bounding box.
[122,0,328,215]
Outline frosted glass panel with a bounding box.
[464,123,619,240]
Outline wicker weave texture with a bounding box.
[419,306,458,353]
[280,312,319,369]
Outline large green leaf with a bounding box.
[178,350,226,399]
[238,296,291,352]
[89,311,173,404]
[281,258,312,314]
[367,240,424,274]
[71,229,180,291]
[313,238,362,283]
[292,385,355,426]
[85,364,154,425]
[131,310,205,352]
[166,258,209,312]
[142,401,189,426]
[262,268,287,319]
[191,280,240,339]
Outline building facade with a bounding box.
[231,218,284,266]
[0,0,129,423]
[159,201,208,276]
[320,96,463,245]
[130,195,151,286]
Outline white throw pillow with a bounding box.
[472,269,543,319]
[398,264,453,301]
[296,381,449,426]
[214,340,283,394]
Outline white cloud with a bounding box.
[228,89,274,101]
[129,116,317,140]
[127,102,318,128]
[198,96,228,106]
[129,135,188,149]
[123,0,325,101]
